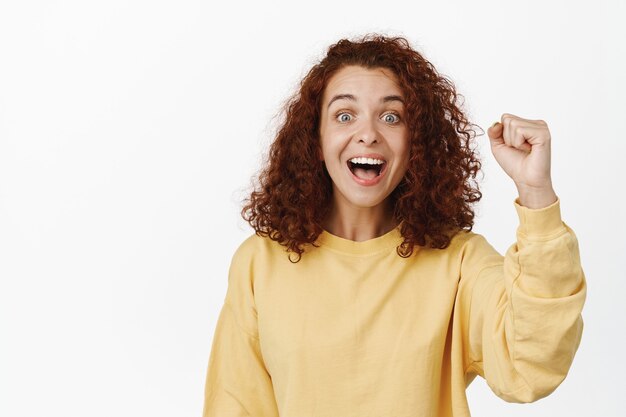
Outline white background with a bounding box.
[1,0,624,416]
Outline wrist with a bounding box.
[515,183,558,209]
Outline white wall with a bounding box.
[1,0,623,416]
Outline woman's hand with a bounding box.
[487,113,558,209]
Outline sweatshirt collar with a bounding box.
[315,223,404,256]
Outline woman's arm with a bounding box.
[458,197,586,402]
[202,240,280,417]
[456,114,586,402]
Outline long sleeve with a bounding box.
[458,197,587,403]
[202,242,280,417]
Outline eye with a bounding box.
[336,112,353,123]
[383,112,400,124]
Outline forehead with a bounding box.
[322,65,403,103]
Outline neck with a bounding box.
[322,196,397,242]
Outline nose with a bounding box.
[353,117,380,145]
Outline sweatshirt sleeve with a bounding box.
[202,240,280,417]
[459,196,587,403]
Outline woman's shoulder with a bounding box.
[231,231,285,263]
[441,228,501,268]
[446,228,491,252]
[447,228,503,277]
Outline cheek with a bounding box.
[394,137,410,161]
[396,144,411,175]
[320,135,344,159]
[319,139,330,159]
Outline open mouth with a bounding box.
[347,160,386,180]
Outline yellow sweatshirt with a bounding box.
[202,197,586,417]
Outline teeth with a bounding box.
[349,157,385,165]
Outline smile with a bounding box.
[346,159,388,186]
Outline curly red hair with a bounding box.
[241,34,484,262]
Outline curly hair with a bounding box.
[241,34,484,262]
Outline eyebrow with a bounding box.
[326,94,405,109]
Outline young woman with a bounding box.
[201,35,586,417]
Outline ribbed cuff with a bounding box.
[513,196,564,238]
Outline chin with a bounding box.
[344,193,389,209]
